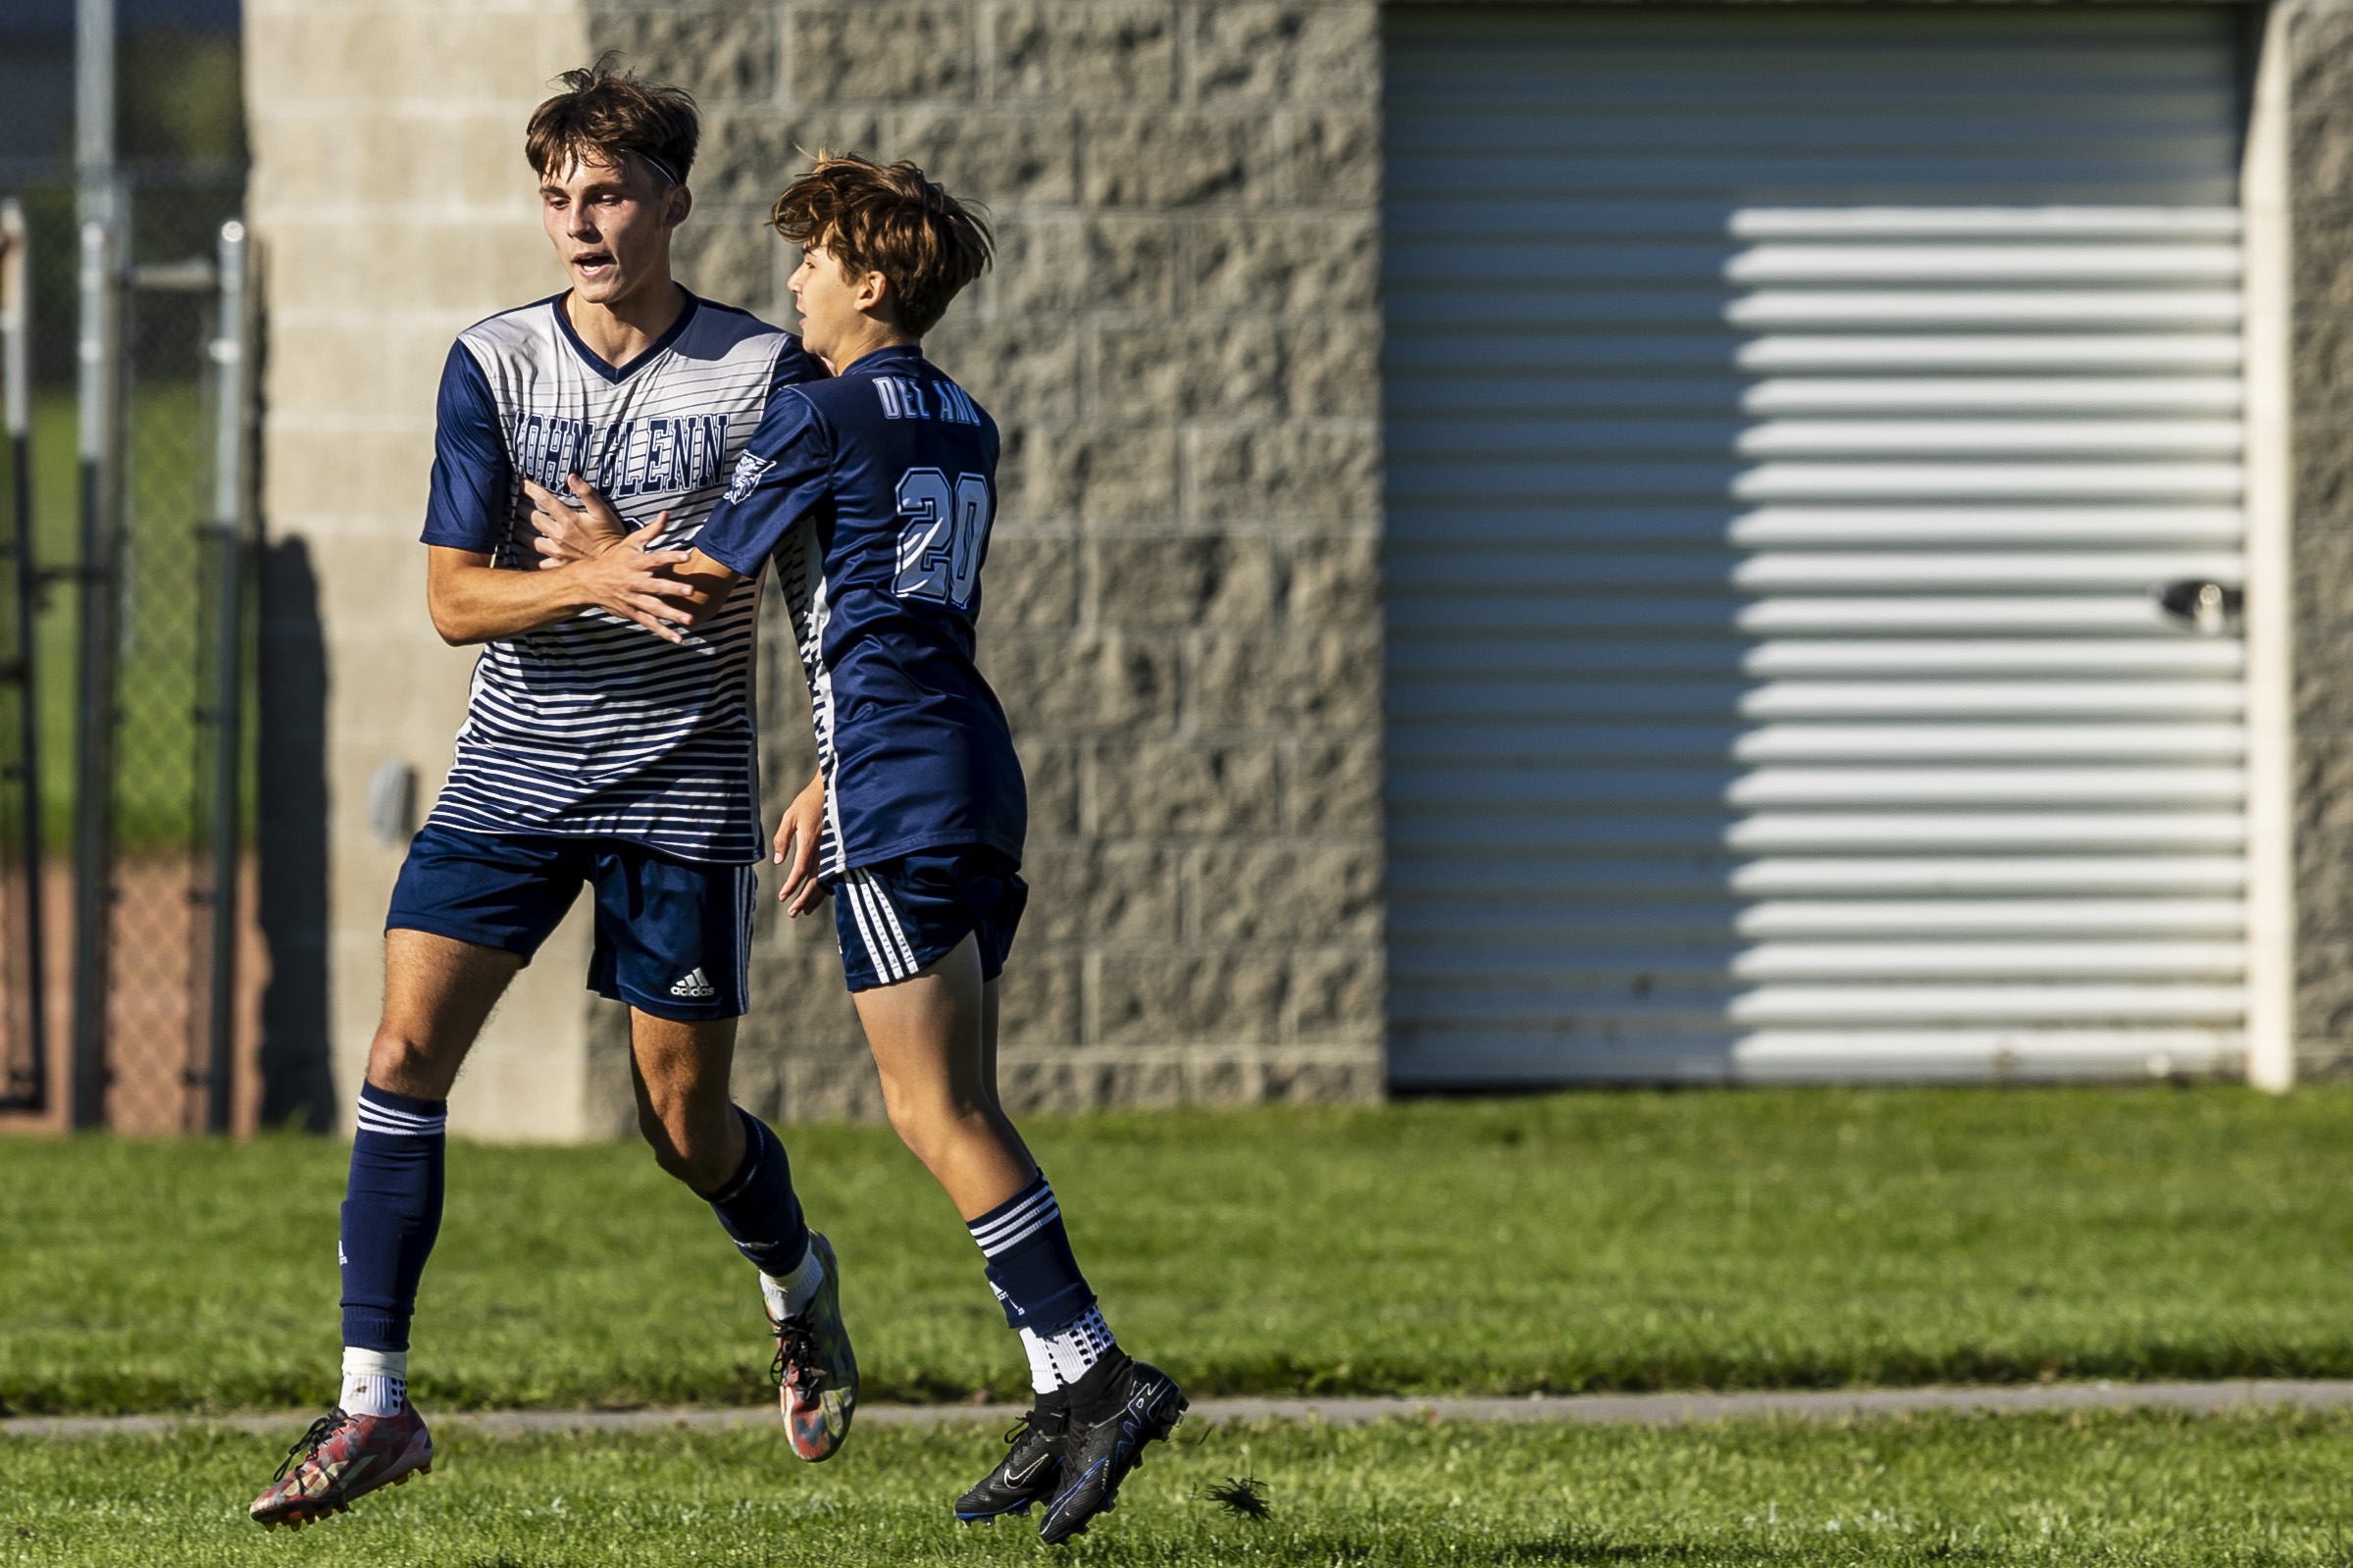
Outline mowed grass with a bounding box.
[10,1410,2353,1566]
[10,1087,2353,1415]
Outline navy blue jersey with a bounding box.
[695,345,1026,876]
[420,290,825,864]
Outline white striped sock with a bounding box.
[354,1090,445,1138]
[967,1181,1059,1258]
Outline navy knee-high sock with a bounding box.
[339,1084,447,1352]
[702,1108,809,1278]
[967,1173,1095,1335]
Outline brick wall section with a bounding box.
[591,0,1388,1115]
[2289,1,2353,1069]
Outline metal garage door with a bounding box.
[1383,7,2250,1086]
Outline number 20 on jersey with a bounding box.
[893,468,993,609]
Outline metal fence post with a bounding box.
[70,217,122,1131]
[0,199,44,1117]
[201,219,252,1134]
[70,0,121,1129]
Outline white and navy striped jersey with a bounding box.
[419,290,823,864]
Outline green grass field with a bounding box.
[9,1409,2353,1565]
[10,1087,2353,1416]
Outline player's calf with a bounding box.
[255,1082,450,1530]
[695,1107,853,1459]
[955,1176,1186,1541]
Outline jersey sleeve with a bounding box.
[420,342,513,550]
[694,387,835,579]
[771,335,828,392]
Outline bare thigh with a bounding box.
[366,929,525,1099]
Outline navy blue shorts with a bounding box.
[832,847,1026,992]
[386,825,754,1021]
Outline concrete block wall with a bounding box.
[243,0,1387,1136]
[2287,0,2353,1071]
[593,0,1389,1116]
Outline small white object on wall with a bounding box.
[368,759,417,847]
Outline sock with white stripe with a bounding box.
[966,1173,1098,1346]
[339,1347,408,1418]
[339,1083,447,1353]
[701,1107,810,1281]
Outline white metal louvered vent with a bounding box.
[1382,7,2249,1086]
[1717,206,2245,1082]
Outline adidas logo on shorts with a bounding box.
[670,968,717,999]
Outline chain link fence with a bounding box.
[106,175,252,1134]
[0,0,255,1134]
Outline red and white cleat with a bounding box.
[771,1232,859,1462]
[248,1403,433,1530]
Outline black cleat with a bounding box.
[1038,1353,1186,1545]
[954,1397,1067,1523]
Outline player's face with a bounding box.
[539,153,686,309]
[789,241,878,366]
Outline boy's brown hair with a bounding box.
[526,53,698,189]
[770,155,994,338]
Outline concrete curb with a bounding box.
[12,1380,2353,1440]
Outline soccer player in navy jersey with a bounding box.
[249,62,857,1532]
[528,155,1186,1544]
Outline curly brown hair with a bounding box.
[770,154,993,338]
[526,53,698,189]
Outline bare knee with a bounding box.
[638,1105,698,1183]
[881,1078,988,1172]
[881,1089,939,1167]
[638,1096,742,1193]
[366,1031,416,1083]
[366,1028,457,1100]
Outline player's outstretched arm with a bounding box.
[424,536,704,646]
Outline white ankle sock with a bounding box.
[1037,1306,1116,1387]
[1019,1328,1059,1395]
[760,1246,825,1321]
[339,1347,407,1418]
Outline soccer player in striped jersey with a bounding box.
[531,155,1185,1546]
[250,62,855,1533]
